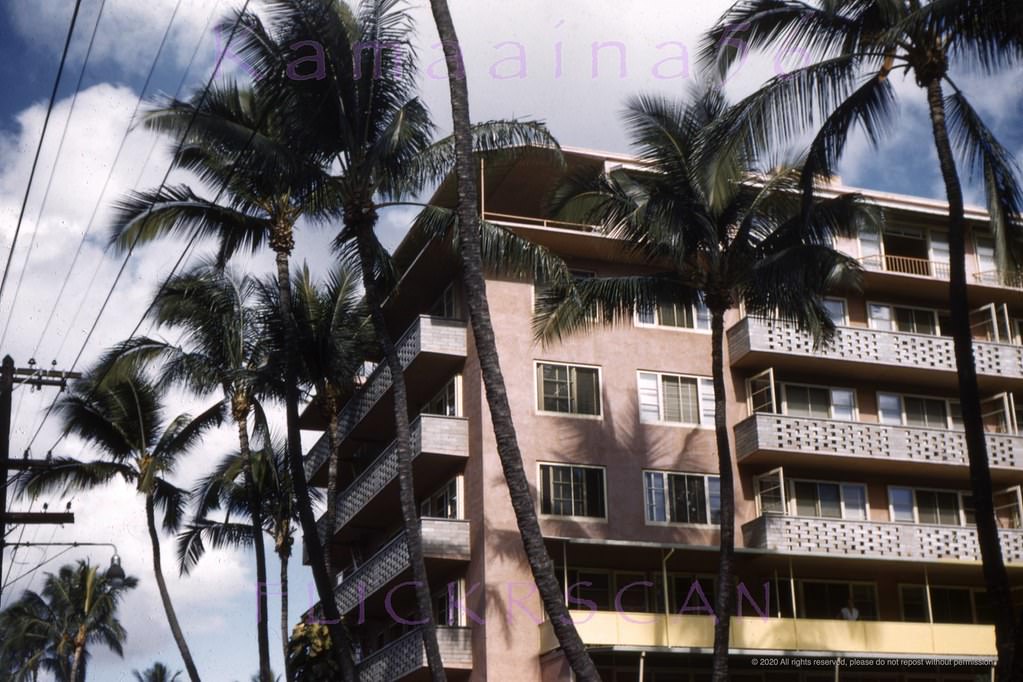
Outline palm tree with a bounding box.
[0,560,137,682]
[177,431,314,678]
[535,88,871,682]
[701,3,1023,677]
[256,263,372,580]
[106,261,275,680]
[21,366,223,682]
[108,81,356,678]
[132,662,183,682]
[423,1,598,677]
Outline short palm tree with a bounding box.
[132,662,183,682]
[256,263,371,579]
[177,431,313,677]
[701,3,1023,676]
[107,261,276,679]
[107,81,354,676]
[0,561,137,682]
[536,88,871,682]
[21,366,223,682]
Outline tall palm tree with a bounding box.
[21,367,224,682]
[106,262,275,680]
[177,431,314,678]
[256,263,372,580]
[423,1,598,677]
[535,88,871,682]
[108,81,356,678]
[701,3,1023,676]
[132,662,183,682]
[229,2,561,677]
[0,560,137,682]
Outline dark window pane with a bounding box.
[818,484,842,518]
[585,467,605,517]
[687,475,707,524]
[794,481,818,517]
[901,586,928,622]
[540,466,552,515]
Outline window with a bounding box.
[888,486,969,526]
[823,298,847,326]
[644,471,721,524]
[901,585,986,624]
[801,581,877,620]
[877,392,960,430]
[637,298,711,330]
[537,363,601,416]
[420,478,459,519]
[868,303,942,335]
[540,464,606,518]
[782,383,856,420]
[638,372,714,426]
[429,284,457,318]
[791,480,867,520]
[423,376,459,417]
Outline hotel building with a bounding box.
[301,147,1023,681]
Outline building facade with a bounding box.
[301,148,1023,681]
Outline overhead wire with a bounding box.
[0,0,85,313]
[0,0,111,349]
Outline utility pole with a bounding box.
[0,355,81,604]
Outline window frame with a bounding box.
[534,361,603,419]
[822,296,849,327]
[787,477,870,521]
[537,462,608,521]
[886,484,972,527]
[898,583,989,624]
[636,370,714,428]
[642,469,721,527]
[797,578,880,621]
[779,381,858,421]
[876,391,962,430]
[866,300,947,336]
[422,374,462,418]
[634,297,711,333]
[419,475,463,520]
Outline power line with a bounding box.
[26,0,255,456]
[27,0,186,361]
[0,0,111,349]
[0,0,85,311]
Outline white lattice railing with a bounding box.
[728,318,1023,380]
[334,519,470,615]
[356,627,472,681]
[316,416,469,543]
[744,514,1023,564]
[734,413,1023,470]
[304,316,467,479]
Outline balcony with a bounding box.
[357,627,472,682]
[742,514,1023,565]
[728,317,1023,387]
[335,519,470,616]
[734,413,1023,479]
[861,254,950,280]
[538,611,995,657]
[304,315,467,482]
[316,416,469,545]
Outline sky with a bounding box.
[0,0,1021,679]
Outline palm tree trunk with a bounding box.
[69,628,85,682]
[351,217,446,682]
[279,543,291,681]
[425,3,598,678]
[709,308,735,682]
[235,411,273,682]
[324,395,340,579]
[271,243,358,682]
[145,493,201,682]
[925,78,1017,681]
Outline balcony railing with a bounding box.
[539,612,995,657]
[316,416,469,541]
[357,627,472,682]
[728,317,1023,380]
[734,413,1023,471]
[975,270,1023,289]
[304,315,467,479]
[743,514,1023,564]
[860,254,950,279]
[335,519,470,615]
